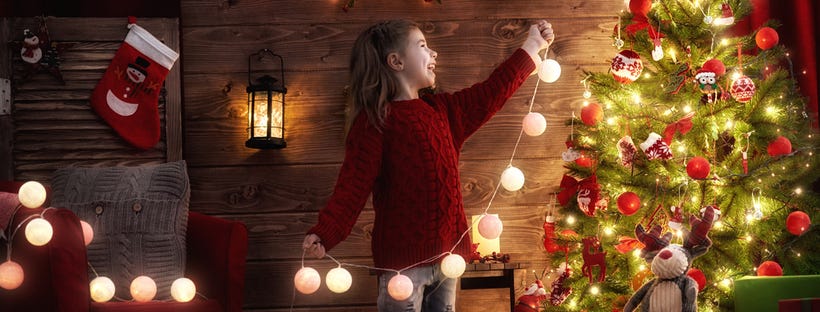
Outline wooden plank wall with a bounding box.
[180,1,622,310]
[3,17,181,182]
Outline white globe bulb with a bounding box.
[80,220,94,246]
[0,260,24,290]
[478,213,503,239]
[325,267,353,293]
[25,218,53,246]
[294,267,321,295]
[387,274,413,301]
[522,112,547,136]
[130,275,157,302]
[171,277,196,302]
[18,181,46,209]
[538,59,561,83]
[500,166,525,191]
[90,276,116,302]
[441,254,466,278]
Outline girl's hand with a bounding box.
[303,234,326,259]
[522,20,556,69]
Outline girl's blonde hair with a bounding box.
[347,20,419,132]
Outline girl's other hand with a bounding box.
[303,234,326,259]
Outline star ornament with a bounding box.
[12,17,73,84]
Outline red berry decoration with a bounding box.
[786,211,811,236]
[755,27,779,50]
[756,260,783,276]
[687,268,706,291]
[767,136,792,157]
[581,103,603,126]
[617,192,641,216]
[686,156,711,179]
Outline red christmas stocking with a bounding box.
[91,19,179,149]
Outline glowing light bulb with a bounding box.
[441,253,467,278]
[566,215,576,225]
[294,267,321,295]
[25,218,53,246]
[500,166,525,191]
[0,261,24,290]
[720,278,731,288]
[90,276,116,302]
[171,277,196,302]
[326,267,353,293]
[590,285,600,295]
[603,227,614,236]
[18,181,46,209]
[388,274,413,301]
[538,59,562,83]
[522,112,547,136]
[130,276,157,302]
[478,214,503,239]
[795,188,803,195]
[632,94,641,105]
[683,105,692,113]
[639,264,646,271]
[80,220,94,246]
[633,249,642,258]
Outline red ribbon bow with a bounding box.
[557,174,600,216]
[663,112,695,145]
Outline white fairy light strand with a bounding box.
[293,47,553,307]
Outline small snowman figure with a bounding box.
[21,29,43,64]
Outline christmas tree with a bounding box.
[542,0,819,311]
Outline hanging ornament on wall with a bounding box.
[712,3,735,26]
[11,17,73,84]
[611,50,644,83]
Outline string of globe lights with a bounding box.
[291,47,562,305]
[0,181,200,303]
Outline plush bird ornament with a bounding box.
[624,206,715,312]
[694,59,726,103]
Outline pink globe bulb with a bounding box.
[80,220,94,246]
[387,274,413,301]
[0,260,24,290]
[523,112,547,136]
[294,267,321,295]
[478,214,503,239]
[130,275,157,302]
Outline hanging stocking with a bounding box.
[543,215,567,253]
[549,262,572,306]
[91,17,179,149]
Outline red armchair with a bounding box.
[0,181,248,312]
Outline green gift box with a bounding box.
[734,275,820,312]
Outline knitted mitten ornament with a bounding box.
[91,17,179,149]
[640,132,673,160]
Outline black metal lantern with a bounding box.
[246,49,287,149]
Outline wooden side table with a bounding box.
[460,262,522,312]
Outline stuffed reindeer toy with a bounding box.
[624,206,715,312]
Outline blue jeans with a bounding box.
[377,264,456,312]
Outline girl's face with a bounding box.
[398,28,438,90]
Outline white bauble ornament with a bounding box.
[171,277,196,302]
[522,112,547,136]
[130,276,157,302]
[90,276,116,302]
[478,213,503,240]
[538,59,561,83]
[294,267,321,295]
[326,267,353,293]
[441,253,467,278]
[25,217,53,246]
[500,166,525,191]
[387,274,413,301]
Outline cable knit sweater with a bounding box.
[308,48,535,271]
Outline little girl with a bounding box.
[304,19,554,311]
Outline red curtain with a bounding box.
[734,0,818,127]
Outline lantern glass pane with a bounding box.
[270,92,284,139]
[252,92,269,138]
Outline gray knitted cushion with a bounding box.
[50,160,189,300]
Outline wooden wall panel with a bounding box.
[5,17,181,182]
[177,0,622,310]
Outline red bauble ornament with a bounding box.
[616,192,641,216]
[786,211,811,236]
[701,59,726,77]
[575,154,594,167]
[757,260,783,276]
[611,50,643,84]
[767,136,792,157]
[687,268,707,291]
[755,27,779,50]
[686,156,711,179]
[581,103,603,126]
[629,0,651,16]
[730,75,756,103]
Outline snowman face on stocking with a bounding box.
[126,57,150,84]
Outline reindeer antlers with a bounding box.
[635,224,673,260]
[683,205,715,258]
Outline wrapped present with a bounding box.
[734,275,820,312]
[778,298,820,312]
